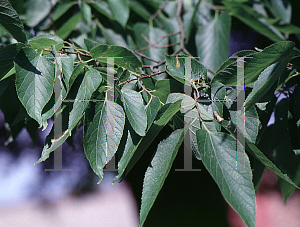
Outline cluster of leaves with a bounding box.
[1,0,300,226]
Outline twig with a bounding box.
[194,90,203,122]
[132,51,160,63]
[138,78,155,97]
[174,0,193,57]
[149,0,169,26]
[104,70,166,93]
[202,1,224,12]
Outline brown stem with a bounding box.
[194,90,203,122]
[149,0,169,24]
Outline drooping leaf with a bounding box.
[41,54,74,129]
[0,43,25,81]
[212,41,295,86]
[68,69,102,131]
[56,12,83,40]
[14,47,55,127]
[244,49,297,111]
[84,100,125,183]
[0,0,27,43]
[224,2,285,42]
[53,2,74,21]
[265,0,292,24]
[166,55,208,84]
[113,100,182,183]
[90,44,142,71]
[195,11,231,78]
[81,2,91,26]
[139,129,184,227]
[184,0,201,42]
[196,129,256,227]
[134,23,168,74]
[245,138,299,189]
[107,0,129,28]
[151,79,183,104]
[121,88,147,136]
[91,1,114,20]
[22,0,50,28]
[146,96,161,130]
[166,93,216,157]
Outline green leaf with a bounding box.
[22,0,50,28]
[0,0,27,43]
[166,55,208,84]
[53,2,74,21]
[107,0,129,28]
[128,0,151,21]
[15,47,54,127]
[0,76,10,98]
[41,54,74,130]
[152,79,183,104]
[212,41,295,86]
[91,1,114,20]
[215,50,256,74]
[146,96,161,129]
[166,93,216,157]
[278,168,300,202]
[272,23,300,35]
[195,11,231,78]
[244,49,297,111]
[84,39,101,51]
[81,2,91,26]
[84,100,125,183]
[113,100,182,183]
[184,0,201,42]
[245,138,300,189]
[264,0,291,24]
[28,34,64,50]
[68,69,102,131]
[224,2,284,42]
[139,129,184,227]
[0,43,25,81]
[196,129,256,227]
[134,23,168,66]
[97,22,130,48]
[35,128,71,164]
[56,12,83,40]
[90,44,142,71]
[121,88,147,136]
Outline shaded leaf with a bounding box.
[196,129,256,227]
[81,2,91,26]
[139,129,184,227]
[0,0,27,43]
[245,48,296,111]
[53,2,73,21]
[166,55,207,84]
[68,69,102,131]
[15,47,54,127]
[121,88,147,136]
[245,138,299,189]
[113,100,182,183]
[108,0,129,28]
[212,41,295,86]
[0,43,25,80]
[56,12,83,40]
[195,11,231,78]
[224,2,284,42]
[84,100,125,183]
